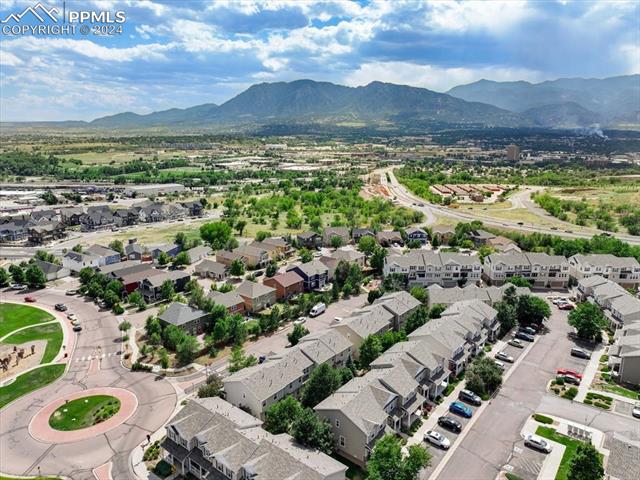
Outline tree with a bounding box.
[405,307,429,333]
[128,291,146,310]
[35,250,59,264]
[517,295,551,326]
[118,320,131,332]
[162,324,185,351]
[41,190,58,205]
[200,221,233,249]
[495,300,517,337]
[172,251,190,267]
[108,240,124,256]
[264,396,303,434]
[290,408,334,454]
[410,286,428,304]
[157,251,171,266]
[357,235,377,256]
[383,273,407,292]
[228,346,257,373]
[145,316,162,338]
[160,280,175,301]
[265,261,278,277]
[366,434,430,480]
[368,288,383,304]
[229,259,245,277]
[25,263,46,288]
[176,335,199,364]
[0,267,9,287]
[301,363,342,408]
[359,334,383,368]
[235,220,247,236]
[506,276,532,288]
[287,323,309,346]
[330,235,344,249]
[255,231,270,242]
[568,303,606,342]
[159,348,170,369]
[429,303,447,319]
[198,373,223,398]
[465,356,503,397]
[72,244,83,253]
[9,264,25,284]
[79,266,94,285]
[299,248,313,263]
[567,442,604,480]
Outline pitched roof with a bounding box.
[195,259,227,275]
[265,271,303,288]
[159,302,209,326]
[85,244,120,258]
[374,290,422,317]
[288,260,328,277]
[570,253,640,269]
[208,290,245,308]
[235,280,276,299]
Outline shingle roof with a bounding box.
[374,290,422,317]
[288,260,329,277]
[159,302,209,326]
[571,253,640,269]
[195,259,227,275]
[236,280,276,299]
[266,271,303,288]
[208,290,244,308]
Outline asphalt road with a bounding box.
[380,168,640,245]
[433,294,639,480]
[0,288,177,480]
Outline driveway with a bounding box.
[0,288,177,480]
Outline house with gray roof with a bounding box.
[162,397,347,480]
[323,227,351,247]
[34,259,70,281]
[383,251,482,287]
[139,270,190,303]
[483,252,570,288]
[186,245,212,263]
[287,260,329,291]
[330,304,394,357]
[158,302,209,335]
[195,259,228,281]
[373,290,422,330]
[235,280,277,312]
[207,290,245,315]
[569,254,640,289]
[609,321,640,386]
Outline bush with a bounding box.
[112,304,125,315]
[562,386,578,400]
[153,460,173,478]
[599,354,609,363]
[132,362,153,372]
[555,377,565,386]
[584,399,593,405]
[143,440,161,461]
[533,414,553,424]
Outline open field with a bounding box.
[452,206,574,229]
[0,363,66,408]
[0,304,54,338]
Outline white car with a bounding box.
[496,351,514,363]
[424,430,450,449]
[294,317,307,325]
[508,338,524,349]
[524,434,553,453]
[9,283,26,290]
[67,313,78,321]
[632,402,640,419]
[494,360,506,371]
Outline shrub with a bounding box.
[599,354,609,363]
[584,399,593,405]
[533,414,553,424]
[153,460,173,478]
[132,362,153,372]
[112,304,125,315]
[143,440,161,461]
[562,386,579,400]
[555,377,565,386]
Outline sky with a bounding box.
[0,0,638,121]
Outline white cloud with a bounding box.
[618,43,640,74]
[344,61,544,92]
[425,0,534,34]
[0,51,23,66]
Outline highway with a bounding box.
[378,168,640,245]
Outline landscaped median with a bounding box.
[49,395,121,431]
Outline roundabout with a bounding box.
[29,387,137,444]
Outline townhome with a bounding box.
[287,260,329,291]
[139,270,190,303]
[330,304,394,357]
[27,222,65,244]
[373,290,422,330]
[575,276,640,328]
[404,227,429,245]
[235,280,277,313]
[609,295,640,327]
[113,207,139,226]
[180,200,204,217]
[408,318,470,377]
[138,202,166,223]
[0,220,29,242]
[296,231,322,249]
[568,254,640,289]
[427,283,530,308]
[608,321,640,385]
[441,299,500,342]
[483,252,570,288]
[207,290,245,315]
[384,251,482,287]
[298,329,353,368]
[233,245,270,269]
[162,397,347,480]
[195,259,228,281]
[159,302,209,336]
[263,271,304,300]
[323,227,351,247]
[59,207,84,226]
[80,205,115,231]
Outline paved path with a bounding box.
[0,289,178,480]
[575,343,607,402]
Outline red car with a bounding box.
[557,368,583,380]
[24,296,36,302]
[558,303,575,310]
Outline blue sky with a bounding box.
[0,0,638,121]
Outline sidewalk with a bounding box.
[575,343,607,402]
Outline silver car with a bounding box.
[632,402,640,419]
[496,351,515,363]
[524,434,553,453]
[425,430,451,449]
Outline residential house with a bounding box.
[62,251,101,273]
[161,397,347,480]
[260,237,290,256]
[85,244,122,266]
[113,208,139,227]
[331,304,394,357]
[30,209,58,223]
[320,248,365,280]
[296,231,322,249]
[186,245,212,263]
[576,275,609,301]
[376,230,403,247]
[158,302,209,336]
[263,271,304,300]
[34,259,70,281]
[98,260,141,276]
[287,260,329,291]
[59,207,84,226]
[431,225,455,245]
[233,245,270,269]
[352,228,375,242]
[248,241,281,260]
[384,251,482,287]
[404,227,429,245]
[118,266,164,294]
[323,227,351,247]
[124,239,151,261]
[215,249,246,268]
[27,222,65,244]
[80,205,115,231]
[297,329,353,369]
[151,243,181,259]
[486,235,520,252]
[139,270,190,303]
[483,252,570,288]
[207,290,245,315]
[408,318,471,377]
[180,200,204,217]
[373,290,422,330]
[466,229,496,246]
[568,254,640,289]
[195,259,228,281]
[608,321,640,385]
[235,280,277,313]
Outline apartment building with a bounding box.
[331,304,394,358]
[426,283,530,308]
[383,251,482,287]
[609,321,640,386]
[578,275,640,328]
[162,397,347,480]
[569,254,640,289]
[372,290,422,330]
[483,252,570,288]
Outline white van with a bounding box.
[309,303,326,317]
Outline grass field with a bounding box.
[0,304,54,338]
[0,363,66,408]
[49,395,121,431]
[600,382,640,400]
[2,323,63,364]
[535,426,599,480]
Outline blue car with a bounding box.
[449,401,473,418]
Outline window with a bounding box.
[336,419,340,428]
[340,436,345,447]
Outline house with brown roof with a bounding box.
[263,271,304,300]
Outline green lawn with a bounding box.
[0,364,66,409]
[2,323,63,363]
[48,395,121,431]
[535,426,600,480]
[0,303,54,338]
[601,383,640,400]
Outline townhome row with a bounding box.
[314,299,499,467]
[161,397,347,480]
[383,251,483,287]
[426,283,531,308]
[483,252,570,288]
[568,254,640,289]
[576,275,640,386]
[297,226,429,249]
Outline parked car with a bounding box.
[556,369,583,380]
[558,303,575,311]
[449,401,473,418]
[55,303,67,312]
[459,389,482,406]
[496,351,515,363]
[438,416,462,433]
[508,338,525,349]
[9,283,26,290]
[515,331,535,342]
[24,296,36,302]
[424,430,450,449]
[559,374,580,385]
[67,313,77,321]
[570,347,591,359]
[309,303,326,317]
[518,326,536,336]
[632,402,640,419]
[524,434,553,453]
[73,325,83,332]
[294,317,308,325]
[65,289,78,296]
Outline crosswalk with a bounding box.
[75,352,121,362]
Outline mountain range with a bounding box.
[15,75,640,130]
